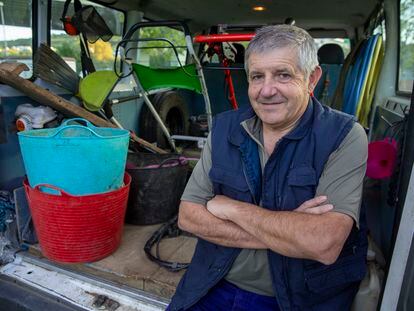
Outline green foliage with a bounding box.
[51,34,121,73]
[399,0,414,90]
[400,44,414,79]
[137,26,187,68]
[0,36,31,57]
[55,40,81,67]
[1,0,31,27]
[55,41,79,57]
[0,37,31,46]
[0,24,188,71]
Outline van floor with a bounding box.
[27,224,197,300]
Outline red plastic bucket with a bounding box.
[24,173,131,263]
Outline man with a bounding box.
[169,25,368,311]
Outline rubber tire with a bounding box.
[139,91,189,149]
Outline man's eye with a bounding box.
[250,75,263,81]
[279,73,291,81]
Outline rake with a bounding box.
[33,44,149,149]
[33,43,80,94]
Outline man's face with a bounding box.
[247,47,321,131]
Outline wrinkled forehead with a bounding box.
[246,46,301,72]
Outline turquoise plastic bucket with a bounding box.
[18,118,130,195]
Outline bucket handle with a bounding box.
[50,124,107,138]
[34,184,72,197]
[61,118,96,128]
[157,157,188,168]
[139,157,189,169]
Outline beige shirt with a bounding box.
[181,116,367,296]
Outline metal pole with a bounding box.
[0,2,7,57]
[131,70,177,151]
[185,35,213,130]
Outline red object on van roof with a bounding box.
[194,33,255,43]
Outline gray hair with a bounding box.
[245,25,319,78]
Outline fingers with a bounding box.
[295,196,328,211]
[299,204,334,215]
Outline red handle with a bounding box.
[194,33,255,43]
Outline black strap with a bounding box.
[61,0,95,75]
[61,0,82,20]
[80,35,96,75]
[144,216,190,272]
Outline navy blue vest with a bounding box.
[170,98,368,311]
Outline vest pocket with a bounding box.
[209,166,251,200]
[303,244,366,296]
[287,166,317,205]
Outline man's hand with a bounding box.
[179,200,267,249]
[206,195,239,220]
[206,195,352,264]
[207,195,333,220]
[294,196,334,214]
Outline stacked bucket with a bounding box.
[18,118,130,263]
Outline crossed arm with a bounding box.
[178,125,365,265]
[178,196,353,265]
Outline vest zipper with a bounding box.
[241,160,258,205]
[273,139,292,310]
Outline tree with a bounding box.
[90,40,114,62]
[400,0,414,88]
[137,26,187,68]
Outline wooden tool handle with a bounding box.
[0,68,166,154]
[0,62,30,75]
[129,132,166,154]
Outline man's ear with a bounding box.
[308,66,322,93]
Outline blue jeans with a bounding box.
[170,279,280,311]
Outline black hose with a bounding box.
[144,216,190,272]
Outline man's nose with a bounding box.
[259,78,278,98]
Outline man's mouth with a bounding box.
[260,101,284,105]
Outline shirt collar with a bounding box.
[283,98,314,140]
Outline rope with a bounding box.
[0,191,14,233]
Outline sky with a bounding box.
[0,25,67,42]
[0,26,32,41]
